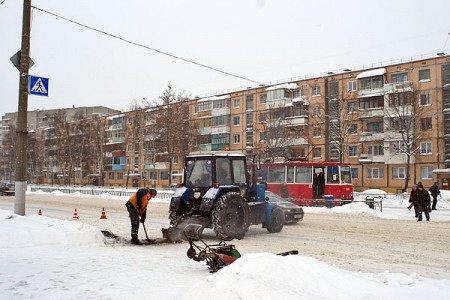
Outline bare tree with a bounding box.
[383,85,426,192]
[155,83,190,185]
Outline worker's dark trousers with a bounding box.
[125,201,140,235]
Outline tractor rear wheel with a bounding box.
[212,192,250,240]
[266,206,285,233]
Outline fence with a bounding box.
[29,186,174,201]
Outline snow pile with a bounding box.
[0,209,105,248]
[184,253,450,300]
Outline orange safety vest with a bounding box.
[128,192,152,216]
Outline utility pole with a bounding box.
[14,0,32,216]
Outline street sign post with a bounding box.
[29,75,49,96]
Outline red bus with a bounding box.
[253,161,354,206]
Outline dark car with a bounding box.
[265,191,304,224]
[0,182,15,196]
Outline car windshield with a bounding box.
[265,191,287,203]
[185,159,212,188]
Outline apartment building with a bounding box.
[1,54,449,191]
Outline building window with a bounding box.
[348,145,358,157]
[212,99,230,109]
[194,102,212,113]
[366,121,383,133]
[233,98,240,108]
[392,167,407,179]
[108,172,115,180]
[359,76,383,90]
[420,118,432,131]
[212,115,230,127]
[259,112,267,122]
[246,113,253,128]
[389,93,412,106]
[246,132,253,147]
[359,96,384,109]
[117,172,123,180]
[348,123,358,134]
[233,133,240,144]
[419,93,431,106]
[347,81,356,92]
[246,95,254,110]
[259,94,267,104]
[233,116,240,126]
[312,86,321,97]
[368,144,384,156]
[367,167,384,179]
[313,147,321,159]
[391,141,406,154]
[292,88,304,98]
[348,101,357,113]
[391,72,408,83]
[150,172,157,180]
[313,127,322,137]
[419,69,431,81]
[421,166,433,180]
[259,132,266,141]
[351,168,358,180]
[312,107,321,117]
[161,171,169,180]
[420,142,432,155]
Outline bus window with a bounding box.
[255,166,268,182]
[295,166,312,183]
[327,166,340,184]
[341,166,352,184]
[268,166,285,183]
[287,166,295,183]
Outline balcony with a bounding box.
[197,127,212,135]
[105,137,126,145]
[284,116,308,127]
[384,153,415,165]
[359,132,384,142]
[197,144,211,151]
[358,154,385,164]
[359,108,385,119]
[383,82,412,94]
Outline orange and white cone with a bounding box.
[38,209,42,216]
[100,207,107,219]
[73,208,79,219]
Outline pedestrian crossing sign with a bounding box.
[29,75,49,96]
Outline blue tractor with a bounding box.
[164,151,284,241]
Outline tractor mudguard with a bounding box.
[199,187,220,211]
[264,202,278,224]
[169,186,190,211]
[200,186,240,211]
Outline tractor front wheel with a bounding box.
[212,192,250,240]
[266,206,285,233]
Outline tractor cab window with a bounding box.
[232,159,247,185]
[185,159,212,188]
[216,158,232,185]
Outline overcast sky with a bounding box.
[1,0,449,118]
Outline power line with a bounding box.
[30,5,262,85]
[0,0,7,7]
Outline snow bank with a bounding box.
[183,253,450,300]
[0,209,105,248]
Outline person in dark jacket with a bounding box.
[280,182,289,199]
[125,187,157,244]
[429,182,440,210]
[416,183,430,222]
[408,184,419,218]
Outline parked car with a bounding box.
[0,182,15,196]
[265,191,304,224]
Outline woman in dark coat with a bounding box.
[408,184,419,218]
[416,183,431,222]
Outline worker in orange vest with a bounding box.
[125,187,157,245]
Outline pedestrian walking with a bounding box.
[429,182,440,210]
[416,183,431,222]
[125,187,157,244]
[408,184,419,218]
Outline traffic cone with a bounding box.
[100,207,107,219]
[73,208,79,219]
[38,209,42,216]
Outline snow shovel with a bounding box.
[142,222,152,242]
